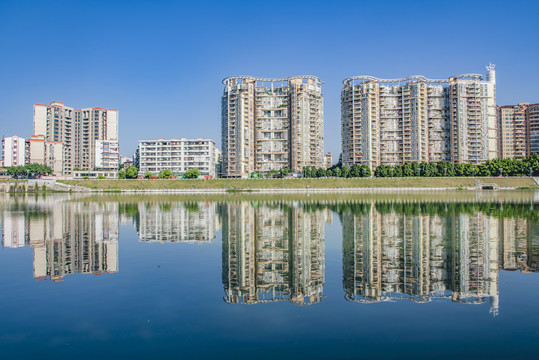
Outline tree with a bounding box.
[125,166,138,179]
[158,169,172,179]
[350,163,361,177]
[184,168,200,179]
[145,171,153,179]
[360,165,371,177]
[118,169,126,179]
[340,166,349,178]
[279,167,290,177]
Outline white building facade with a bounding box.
[2,136,26,167]
[95,140,120,170]
[138,138,218,178]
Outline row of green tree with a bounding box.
[5,163,53,178]
[144,168,200,179]
[303,163,372,178]
[373,154,539,177]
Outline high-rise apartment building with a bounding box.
[33,101,118,176]
[528,104,539,155]
[221,76,324,178]
[138,138,218,178]
[496,102,539,158]
[498,104,528,159]
[1,136,25,167]
[341,65,497,169]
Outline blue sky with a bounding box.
[1,0,538,157]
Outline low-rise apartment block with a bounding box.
[341,64,498,169]
[25,135,63,175]
[95,140,120,170]
[138,138,218,178]
[2,136,26,167]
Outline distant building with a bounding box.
[95,140,120,170]
[341,65,498,169]
[529,104,539,155]
[221,76,324,178]
[25,135,63,175]
[2,136,26,167]
[138,138,218,178]
[120,155,134,168]
[496,102,539,158]
[33,101,118,176]
[324,152,332,169]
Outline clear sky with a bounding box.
[1,0,538,157]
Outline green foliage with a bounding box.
[125,166,139,179]
[158,169,173,179]
[184,168,199,179]
[97,175,106,180]
[6,163,52,178]
[373,155,539,177]
[118,169,126,179]
[145,171,153,179]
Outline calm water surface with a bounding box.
[1,191,539,359]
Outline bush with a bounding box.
[184,168,200,179]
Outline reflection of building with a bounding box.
[137,202,219,243]
[222,203,326,304]
[342,204,500,315]
[30,202,119,281]
[500,218,539,273]
[1,212,27,248]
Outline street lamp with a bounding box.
[530,167,533,177]
[444,167,447,177]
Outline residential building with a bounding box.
[495,102,539,158]
[95,140,120,170]
[138,138,217,178]
[498,104,528,159]
[2,136,25,167]
[33,101,118,176]
[529,104,539,155]
[221,76,324,178]
[324,152,332,169]
[341,64,497,169]
[25,135,63,175]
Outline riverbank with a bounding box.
[56,177,539,192]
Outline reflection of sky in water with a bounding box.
[1,192,539,359]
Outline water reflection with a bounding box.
[1,198,119,281]
[1,194,538,312]
[136,202,220,243]
[221,202,330,304]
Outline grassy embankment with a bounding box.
[59,177,537,190]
